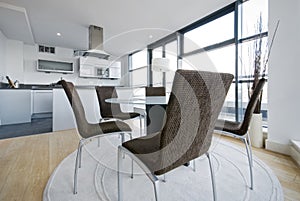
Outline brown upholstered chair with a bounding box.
[117,70,234,201]
[215,78,266,190]
[145,86,166,96]
[95,86,143,136]
[144,87,166,136]
[58,80,132,194]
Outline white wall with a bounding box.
[0,30,6,79]
[266,0,300,154]
[6,40,24,83]
[0,40,122,86]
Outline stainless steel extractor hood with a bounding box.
[83,25,110,59]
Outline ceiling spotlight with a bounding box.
[56,32,61,36]
[149,35,153,39]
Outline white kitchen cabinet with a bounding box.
[32,90,53,114]
[0,89,31,125]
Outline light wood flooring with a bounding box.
[0,130,299,201]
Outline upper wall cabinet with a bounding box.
[37,58,75,74]
[79,56,121,79]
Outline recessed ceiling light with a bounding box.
[149,35,153,39]
[56,32,61,36]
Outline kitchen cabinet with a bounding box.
[32,90,53,114]
[0,89,31,125]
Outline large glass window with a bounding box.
[130,50,147,70]
[165,41,178,93]
[148,38,178,92]
[128,0,269,123]
[152,47,163,87]
[182,9,235,121]
[184,12,234,53]
[129,49,148,87]
[239,0,268,38]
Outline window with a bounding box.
[129,49,148,87]
[128,0,269,122]
[238,0,268,123]
[152,47,163,86]
[165,41,178,93]
[182,7,235,121]
[147,34,178,92]
[239,0,268,38]
[184,12,234,53]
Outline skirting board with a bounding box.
[290,140,300,167]
[290,146,300,167]
[265,139,290,155]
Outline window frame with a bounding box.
[128,0,269,122]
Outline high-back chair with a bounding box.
[145,86,166,96]
[144,86,166,135]
[118,70,234,201]
[58,80,132,194]
[215,78,266,190]
[95,86,143,135]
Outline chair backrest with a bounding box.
[59,80,91,138]
[156,70,233,175]
[239,78,266,134]
[145,87,166,96]
[95,86,123,118]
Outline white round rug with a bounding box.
[43,136,283,201]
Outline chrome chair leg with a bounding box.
[162,174,166,182]
[243,138,254,190]
[74,139,84,194]
[97,119,104,148]
[120,133,125,159]
[153,180,160,201]
[246,133,253,167]
[192,159,196,172]
[120,133,125,143]
[78,140,83,168]
[144,111,147,135]
[97,137,101,148]
[131,157,134,179]
[118,147,123,201]
[206,152,217,201]
[139,116,143,136]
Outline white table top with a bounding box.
[105,96,168,105]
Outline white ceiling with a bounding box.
[0,0,234,56]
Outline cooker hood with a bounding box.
[83,25,110,59]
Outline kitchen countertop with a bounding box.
[0,83,124,90]
[0,83,60,90]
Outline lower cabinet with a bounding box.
[32,90,53,114]
[0,89,31,125]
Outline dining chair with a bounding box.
[145,86,166,96]
[215,78,266,190]
[58,80,132,194]
[144,87,166,136]
[95,86,143,136]
[117,70,234,201]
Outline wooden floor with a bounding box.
[0,130,299,201]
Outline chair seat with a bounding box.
[83,120,132,138]
[122,132,162,174]
[106,112,141,120]
[215,119,244,136]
